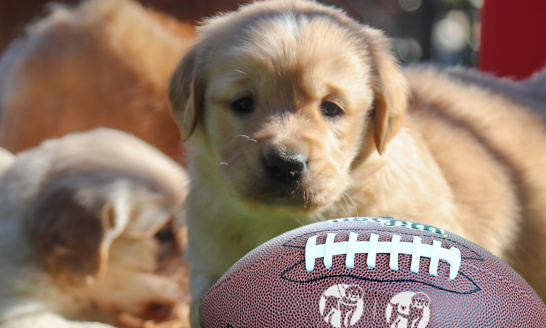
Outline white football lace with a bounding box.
[305,233,461,281]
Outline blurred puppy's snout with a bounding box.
[264,148,307,183]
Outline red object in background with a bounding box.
[479,0,546,80]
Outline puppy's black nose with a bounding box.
[264,149,307,183]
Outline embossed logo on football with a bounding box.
[200,217,546,327]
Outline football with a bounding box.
[199,217,546,327]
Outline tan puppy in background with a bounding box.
[0,128,189,328]
[168,0,546,325]
[0,0,193,162]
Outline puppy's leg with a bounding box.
[189,267,220,328]
[0,313,114,328]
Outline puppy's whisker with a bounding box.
[222,135,255,164]
[305,189,316,210]
[224,134,257,157]
[225,134,255,148]
[234,134,257,143]
[340,192,350,216]
[234,69,248,75]
[349,188,359,216]
[339,192,348,215]
[219,162,229,166]
[335,199,344,215]
[343,191,358,217]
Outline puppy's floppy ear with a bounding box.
[364,27,409,154]
[168,44,206,141]
[28,182,131,287]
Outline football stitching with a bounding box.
[283,229,484,261]
[305,232,462,281]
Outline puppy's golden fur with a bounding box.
[168,0,546,325]
[0,0,193,161]
[0,128,189,328]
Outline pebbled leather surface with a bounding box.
[200,217,546,327]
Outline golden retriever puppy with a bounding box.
[0,0,193,162]
[0,128,189,328]
[167,0,546,324]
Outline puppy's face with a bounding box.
[84,186,185,321]
[205,19,373,212]
[30,177,186,322]
[170,1,408,214]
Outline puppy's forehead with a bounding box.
[206,11,372,98]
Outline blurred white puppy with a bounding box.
[0,128,189,328]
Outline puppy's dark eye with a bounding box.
[321,102,342,117]
[231,97,254,114]
[155,226,175,243]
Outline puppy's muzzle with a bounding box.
[264,148,307,183]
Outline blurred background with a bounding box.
[322,0,482,67]
[0,2,544,327]
[1,0,482,67]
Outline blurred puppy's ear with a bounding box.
[29,183,130,287]
[168,44,206,141]
[363,27,409,154]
